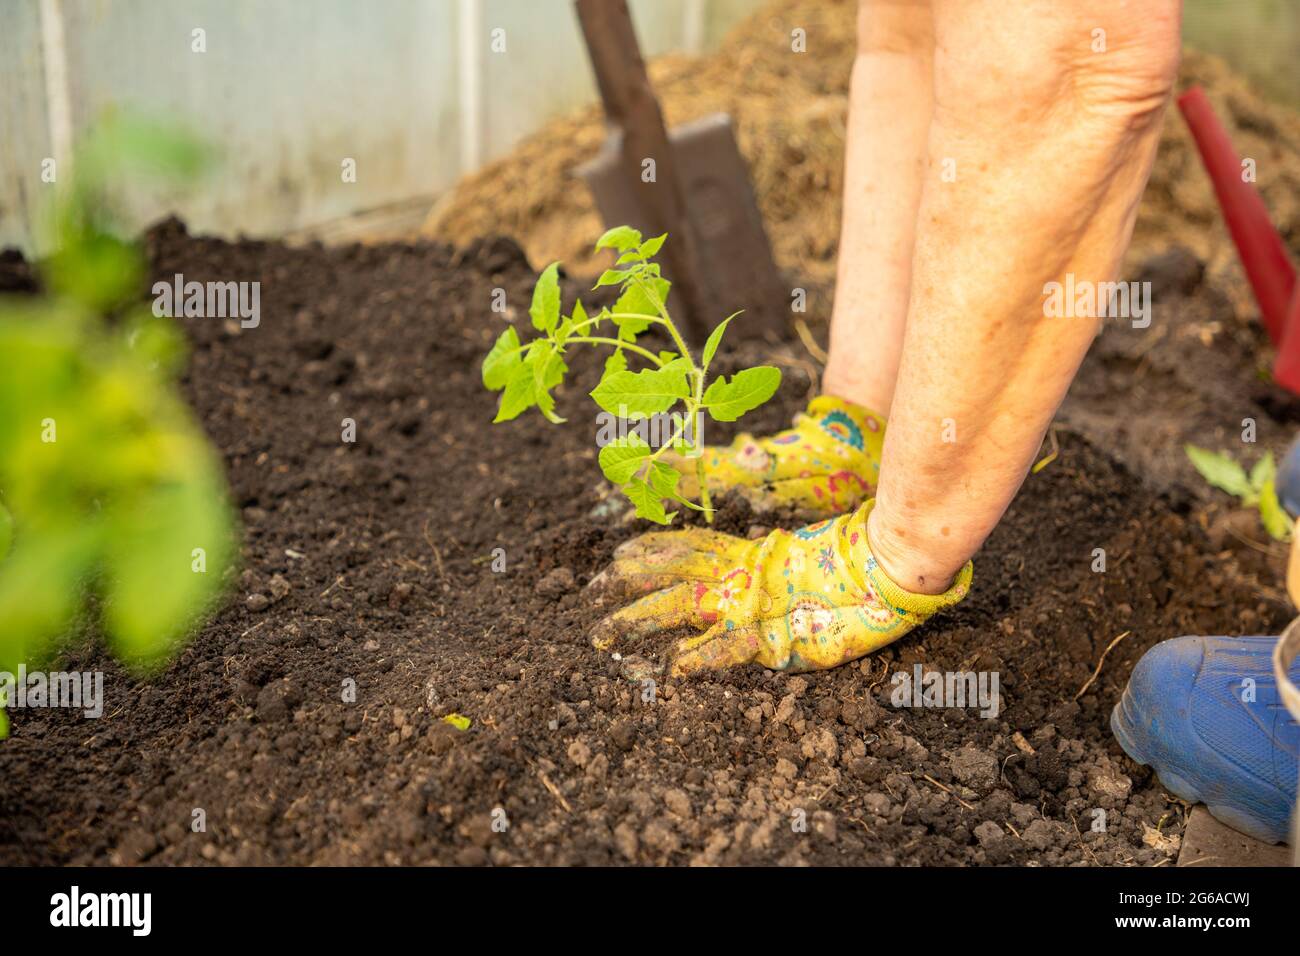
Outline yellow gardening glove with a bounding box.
[666,395,886,515]
[589,500,971,676]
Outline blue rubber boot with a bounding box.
[1277,434,1300,518]
[1110,635,1300,844]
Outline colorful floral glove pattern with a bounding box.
[664,395,886,515]
[589,501,972,675]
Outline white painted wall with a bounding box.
[0,0,763,253]
[0,1,54,250]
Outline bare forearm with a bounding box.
[824,2,933,415]
[868,0,1180,593]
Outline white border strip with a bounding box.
[457,0,484,174]
[684,0,706,55]
[38,0,74,180]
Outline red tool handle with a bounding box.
[1273,287,1300,394]
[1178,86,1296,345]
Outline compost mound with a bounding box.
[423,0,1300,324]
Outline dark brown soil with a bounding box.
[0,221,1291,866]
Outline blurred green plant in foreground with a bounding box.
[0,116,236,738]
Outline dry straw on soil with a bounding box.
[424,0,1300,323]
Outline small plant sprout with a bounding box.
[482,226,781,525]
[0,117,234,739]
[1184,444,1291,541]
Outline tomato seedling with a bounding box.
[482,227,781,524]
[1185,444,1291,541]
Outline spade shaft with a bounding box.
[575,0,710,341]
[575,0,787,344]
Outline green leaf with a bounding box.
[0,117,233,687]
[44,233,144,313]
[123,309,187,375]
[527,340,566,388]
[703,366,782,422]
[639,234,667,259]
[701,312,740,371]
[530,341,568,424]
[442,713,472,731]
[590,364,691,418]
[647,460,682,500]
[604,348,628,376]
[608,275,670,344]
[614,276,670,328]
[659,356,694,377]
[101,458,234,667]
[0,501,12,563]
[1184,445,1252,501]
[624,476,673,525]
[529,262,561,333]
[594,268,632,289]
[1259,479,1292,541]
[493,341,567,424]
[598,434,652,484]
[77,116,212,185]
[494,362,538,422]
[595,226,643,254]
[482,326,521,390]
[1250,451,1276,492]
[561,299,588,346]
[0,531,93,675]
[649,459,705,507]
